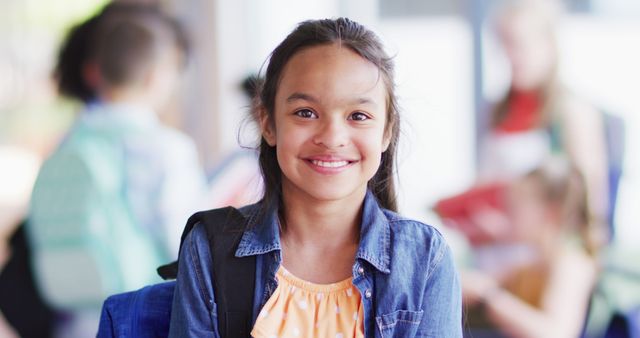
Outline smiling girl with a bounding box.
[169,18,462,338]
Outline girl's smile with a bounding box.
[304,155,357,174]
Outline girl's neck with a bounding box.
[277,188,364,283]
[276,182,367,283]
[279,190,363,247]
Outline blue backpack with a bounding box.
[98,281,175,338]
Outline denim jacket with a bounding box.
[169,191,462,337]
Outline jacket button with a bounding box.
[365,289,372,298]
[357,267,365,275]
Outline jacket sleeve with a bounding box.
[417,236,463,338]
[168,224,220,338]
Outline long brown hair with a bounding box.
[252,18,400,212]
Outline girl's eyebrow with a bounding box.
[286,92,317,103]
[286,92,375,105]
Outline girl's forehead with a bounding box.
[276,44,386,103]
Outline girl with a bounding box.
[169,18,462,337]
[462,156,598,338]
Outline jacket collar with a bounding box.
[234,190,391,274]
[355,190,391,273]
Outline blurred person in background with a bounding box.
[0,147,48,338]
[478,0,610,250]
[25,3,209,337]
[462,156,598,338]
[436,2,611,335]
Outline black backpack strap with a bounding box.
[204,207,256,338]
[156,209,214,280]
[157,207,256,338]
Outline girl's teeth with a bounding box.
[312,160,348,168]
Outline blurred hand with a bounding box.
[461,269,500,306]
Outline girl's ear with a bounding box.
[382,133,391,152]
[381,124,392,152]
[259,107,277,146]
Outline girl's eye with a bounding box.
[294,109,317,119]
[349,111,370,121]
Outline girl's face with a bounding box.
[498,13,557,91]
[262,43,390,204]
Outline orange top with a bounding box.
[251,266,365,338]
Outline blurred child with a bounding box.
[479,0,610,248]
[27,3,207,337]
[462,156,598,338]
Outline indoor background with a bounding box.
[1,0,638,337]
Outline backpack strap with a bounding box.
[157,208,232,279]
[204,207,256,337]
[157,207,256,338]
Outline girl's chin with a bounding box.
[284,183,368,204]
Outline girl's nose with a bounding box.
[313,118,348,149]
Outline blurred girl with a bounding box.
[479,0,610,247]
[463,156,598,338]
[169,18,462,337]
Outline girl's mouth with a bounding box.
[310,159,350,168]
[304,157,357,174]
